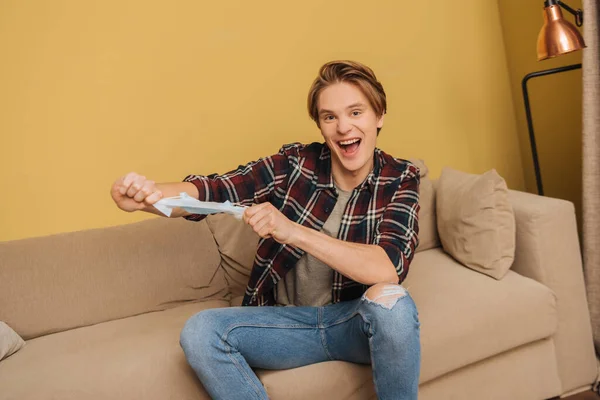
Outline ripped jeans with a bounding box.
[180,283,421,400]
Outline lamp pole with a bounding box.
[521,63,582,196]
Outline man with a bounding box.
[111,60,421,399]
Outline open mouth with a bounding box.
[337,138,362,155]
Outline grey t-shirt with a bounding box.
[276,187,352,307]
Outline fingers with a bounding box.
[133,179,156,203]
[119,172,138,195]
[144,190,163,205]
[126,175,147,198]
[116,172,162,203]
[253,214,275,237]
[243,203,271,221]
[245,204,272,226]
[244,204,276,237]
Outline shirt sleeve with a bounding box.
[373,165,420,284]
[181,146,292,222]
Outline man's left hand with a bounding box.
[243,203,297,245]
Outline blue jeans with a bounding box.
[180,284,421,400]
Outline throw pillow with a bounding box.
[0,321,25,361]
[436,167,515,279]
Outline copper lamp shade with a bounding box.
[537,4,586,60]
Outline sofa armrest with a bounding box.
[508,190,597,394]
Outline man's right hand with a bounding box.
[111,172,163,213]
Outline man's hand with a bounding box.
[111,172,163,213]
[243,203,298,244]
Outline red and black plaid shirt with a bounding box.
[183,142,420,306]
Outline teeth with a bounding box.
[339,138,360,146]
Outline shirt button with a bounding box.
[325,207,330,213]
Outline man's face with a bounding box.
[317,82,384,179]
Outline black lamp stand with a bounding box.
[521,63,582,196]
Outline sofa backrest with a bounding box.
[0,217,226,340]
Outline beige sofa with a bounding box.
[0,174,597,400]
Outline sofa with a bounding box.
[0,167,598,400]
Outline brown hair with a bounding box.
[307,60,387,133]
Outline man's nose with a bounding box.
[337,117,352,134]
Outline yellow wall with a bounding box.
[498,0,584,225]
[0,0,524,242]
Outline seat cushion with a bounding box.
[257,361,375,400]
[256,338,561,400]
[0,300,229,400]
[405,248,557,383]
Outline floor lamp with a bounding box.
[523,0,586,196]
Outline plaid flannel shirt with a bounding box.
[183,142,420,306]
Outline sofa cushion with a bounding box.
[436,167,516,279]
[0,217,228,340]
[207,214,259,297]
[404,248,557,383]
[409,159,441,253]
[416,177,440,253]
[0,300,228,400]
[0,322,25,361]
[410,159,441,253]
[418,338,560,400]
[257,361,375,400]
[257,339,560,400]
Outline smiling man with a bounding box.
[111,60,421,400]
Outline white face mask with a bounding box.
[153,192,246,219]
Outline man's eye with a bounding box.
[324,115,335,121]
[352,111,362,116]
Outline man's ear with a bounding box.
[377,114,385,129]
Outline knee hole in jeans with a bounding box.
[364,283,407,310]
